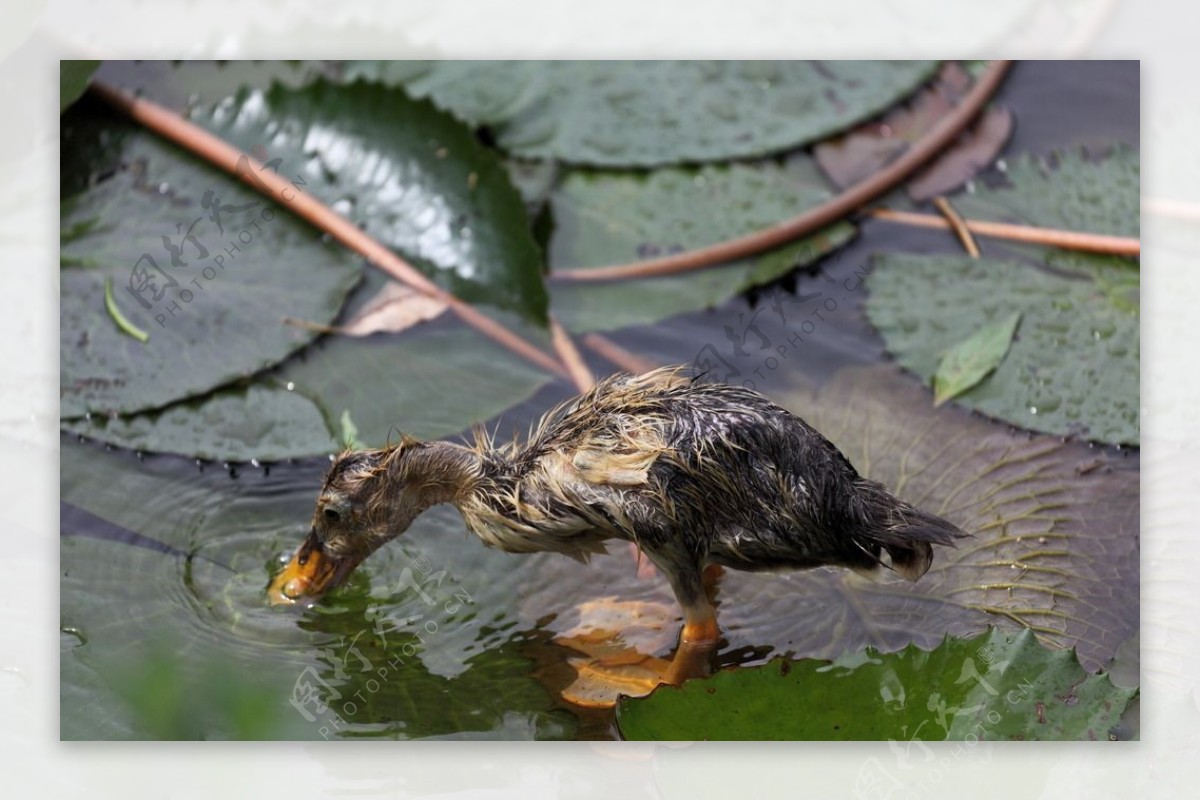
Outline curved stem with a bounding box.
[556,60,1014,282]
[89,81,569,380]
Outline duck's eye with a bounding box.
[323,508,341,523]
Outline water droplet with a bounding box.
[996,158,1008,173]
[158,182,170,194]
[84,412,92,422]
[250,458,260,468]
[135,451,144,462]
[1029,406,1038,415]
[286,381,295,391]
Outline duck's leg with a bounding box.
[651,555,721,645]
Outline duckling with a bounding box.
[269,367,965,651]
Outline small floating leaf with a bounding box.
[933,311,1021,406]
[868,253,1139,444]
[616,628,1137,741]
[339,409,363,450]
[103,276,149,343]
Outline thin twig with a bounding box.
[88,81,568,379]
[870,208,1141,257]
[549,317,594,392]
[933,196,981,258]
[556,60,1014,282]
[582,333,659,376]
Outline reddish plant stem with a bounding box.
[555,60,1014,282]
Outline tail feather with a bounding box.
[851,481,967,582]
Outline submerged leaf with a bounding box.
[60,438,576,740]
[813,62,1012,199]
[907,106,1014,201]
[933,311,1022,406]
[867,252,1139,444]
[343,60,939,167]
[616,628,1137,741]
[549,159,855,333]
[191,78,548,324]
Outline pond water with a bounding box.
[60,61,1139,740]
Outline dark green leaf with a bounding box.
[60,60,101,113]
[549,159,855,333]
[933,311,1022,406]
[190,78,548,324]
[616,628,1137,740]
[60,107,363,417]
[343,61,940,167]
[867,252,1139,444]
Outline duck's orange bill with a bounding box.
[267,530,361,606]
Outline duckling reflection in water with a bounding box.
[270,367,965,681]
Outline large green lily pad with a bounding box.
[549,159,856,333]
[616,628,1136,740]
[866,252,1139,444]
[342,61,940,167]
[59,105,363,418]
[190,78,548,324]
[954,146,1139,238]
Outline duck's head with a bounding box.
[267,438,477,606]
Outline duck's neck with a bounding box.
[385,441,482,509]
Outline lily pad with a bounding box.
[64,383,338,461]
[866,252,1139,444]
[549,159,856,333]
[190,78,548,324]
[616,628,1137,740]
[954,146,1140,238]
[933,311,1022,406]
[342,61,940,167]
[60,104,364,418]
[65,306,555,461]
